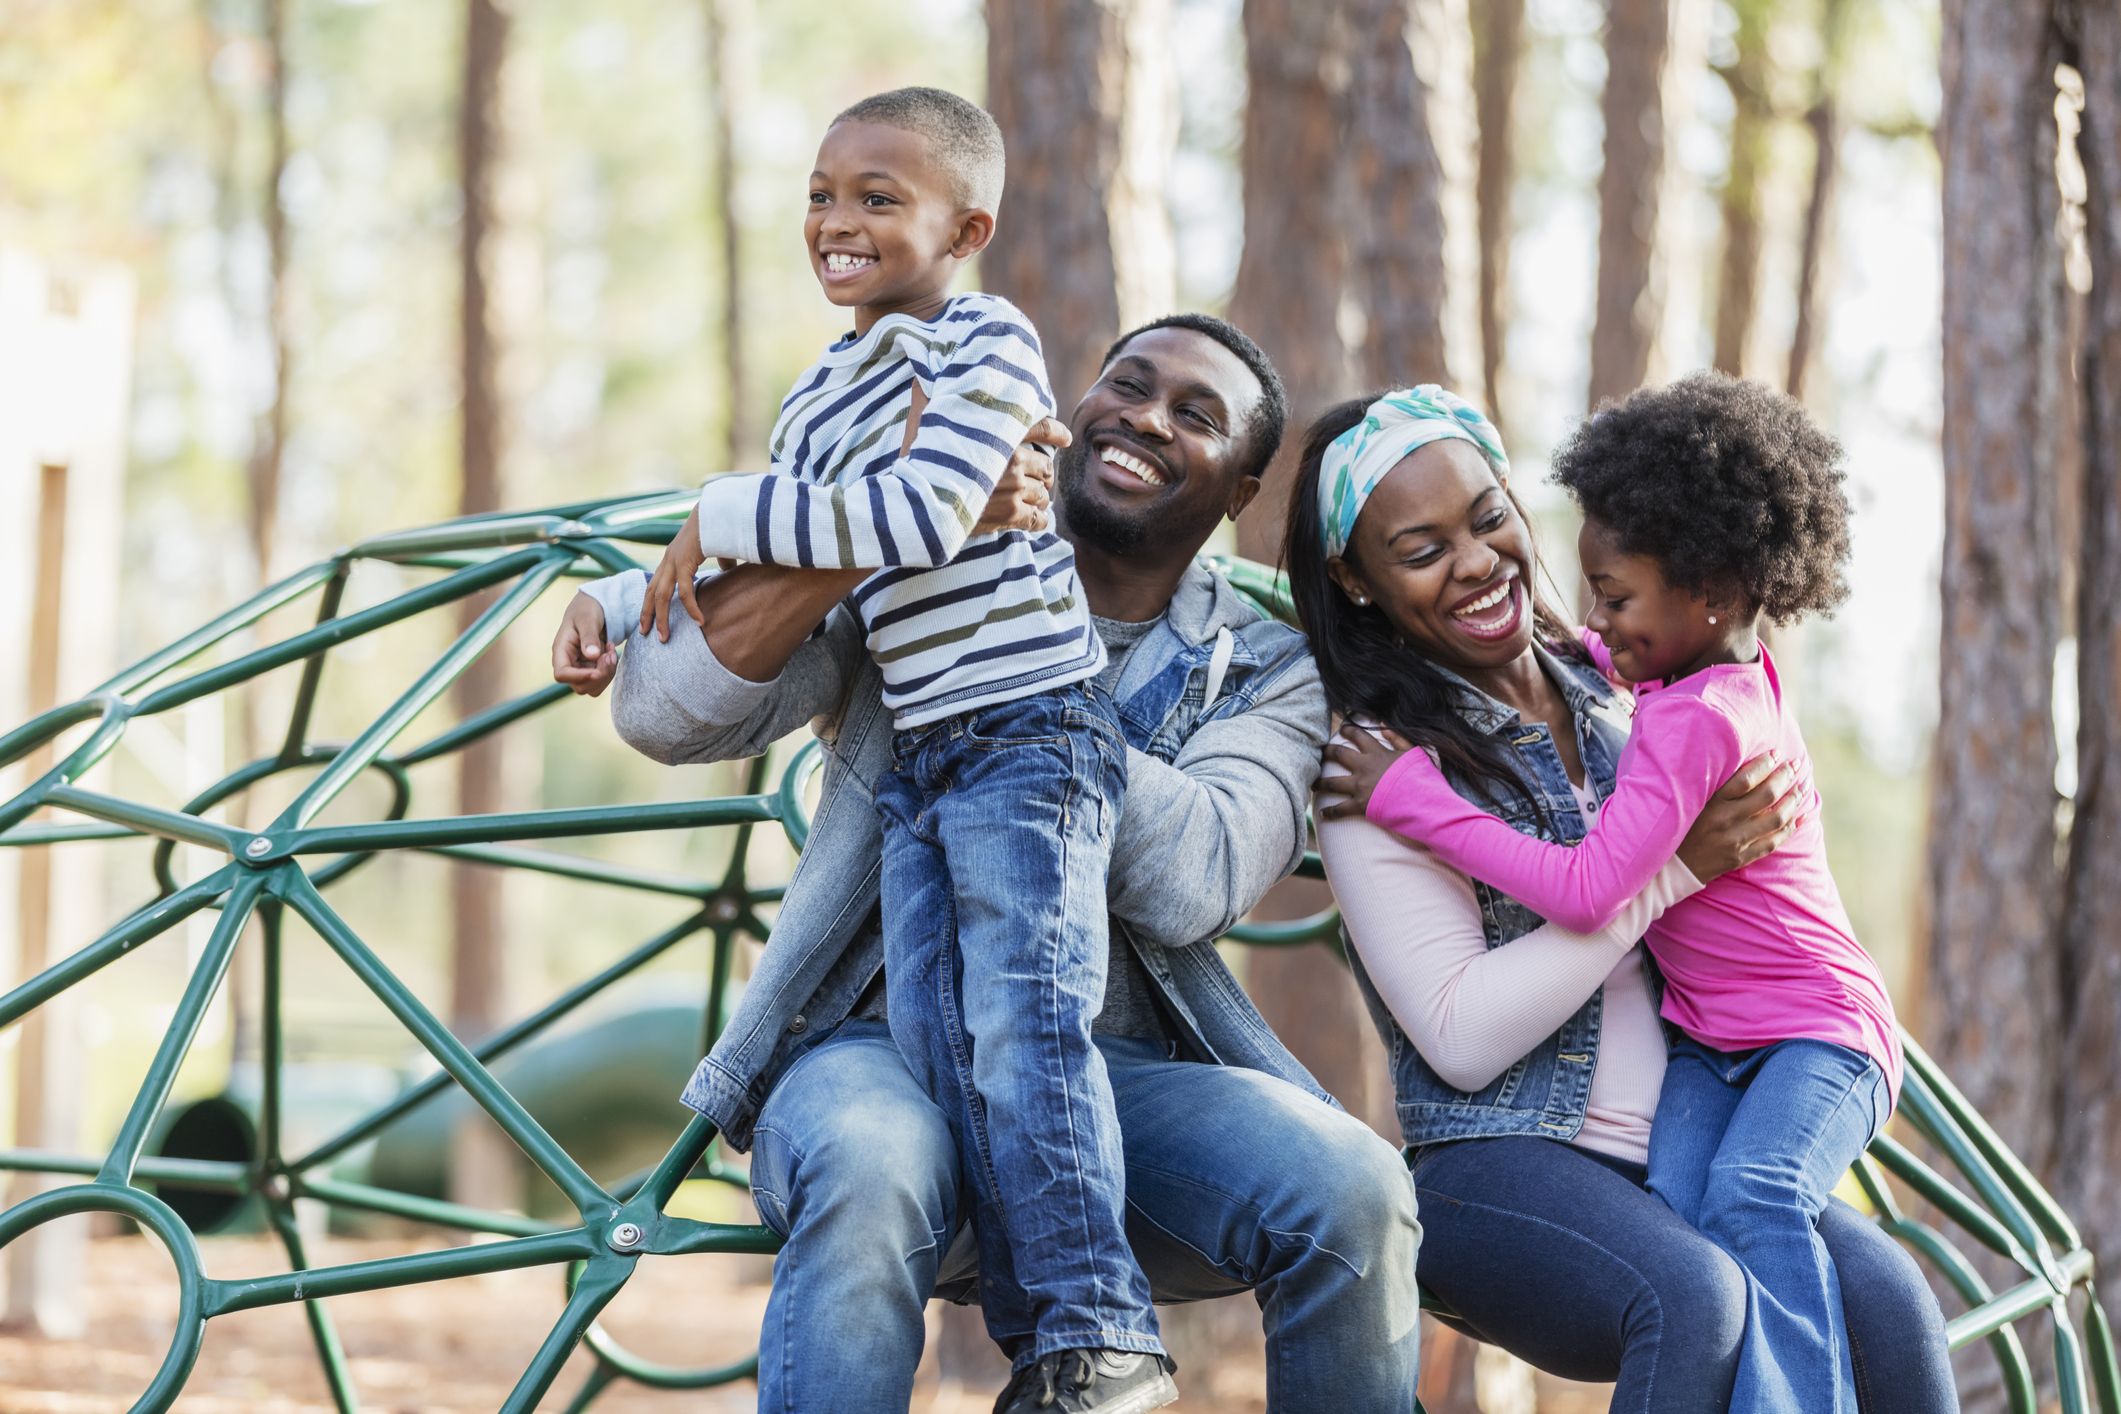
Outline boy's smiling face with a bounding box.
[806,120,993,330]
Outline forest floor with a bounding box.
[0,1232,1611,1411]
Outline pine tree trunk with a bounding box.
[1473,0,1524,431]
[1588,0,1671,410]
[1787,0,1850,402]
[983,0,1126,404]
[2057,0,2121,1339]
[1928,0,2069,1188]
[1230,0,1350,550]
[1711,0,1771,377]
[704,0,752,466]
[451,0,518,1213]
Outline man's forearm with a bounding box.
[698,563,870,682]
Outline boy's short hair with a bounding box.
[833,87,1006,212]
[1100,314,1289,481]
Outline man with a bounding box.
[551,314,1422,1413]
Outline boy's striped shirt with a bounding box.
[692,292,1103,727]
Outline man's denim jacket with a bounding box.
[586,561,1334,1152]
[1343,641,1640,1150]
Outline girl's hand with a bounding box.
[1316,727,1418,820]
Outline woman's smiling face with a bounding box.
[1326,439,1538,673]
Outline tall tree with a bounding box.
[451,0,518,1211]
[1345,0,1478,392]
[1787,0,1852,401]
[1230,0,1350,549]
[1472,0,1525,431]
[983,0,1127,404]
[2058,0,2121,1335]
[1927,0,2072,1178]
[704,0,753,467]
[1588,0,1673,409]
[1712,0,1774,377]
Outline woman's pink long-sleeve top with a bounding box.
[1365,639,1902,1103]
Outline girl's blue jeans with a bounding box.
[1648,1036,1892,1414]
[875,681,1163,1369]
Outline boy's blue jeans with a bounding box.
[1648,1036,1890,1414]
[875,681,1162,1368]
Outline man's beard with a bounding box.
[1054,441,1157,555]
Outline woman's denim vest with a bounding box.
[1344,641,1640,1150]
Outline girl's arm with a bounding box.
[1320,791,1701,1091]
[1365,694,1746,933]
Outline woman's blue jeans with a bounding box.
[1649,1037,1891,1414]
[875,682,1161,1368]
[1413,1134,1957,1414]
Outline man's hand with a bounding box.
[975,417,1071,536]
[552,591,617,697]
[1315,726,1417,820]
[641,504,712,643]
[1676,753,1803,882]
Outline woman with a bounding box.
[1287,387,1956,1413]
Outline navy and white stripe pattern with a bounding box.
[693,292,1103,727]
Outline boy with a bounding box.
[611,89,1173,1413]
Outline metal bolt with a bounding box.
[708,895,741,924]
[608,1221,644,1252]
[557,520,592,538]
[245,837,272,858]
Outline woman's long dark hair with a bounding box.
[1281,395,1586,822]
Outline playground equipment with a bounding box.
[1,493,2116,1413]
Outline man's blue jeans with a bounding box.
[746,1023,1423,1413]
[1648,1037,1892,1414]
[874,683,1159,1367]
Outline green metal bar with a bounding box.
[1898,1077,2052,1264]
[96,559,341,698]
[775,740,826,851]
[263,1196,359,1414]
[99,874,266,1186]
[578,490,696,530]
[559,1362,621,1414]
[205,1229,597,1316]
[0,697,130,835]
[0,1149,250,1190]
[1225,908,1342,947]
[500,1255,635,1414]
[290,795,777,855]
[0,820,136,846]
[639,1114,721,1212]
[1886,1217,2039,1413]
[41,784,249,855]
[289,910,710,1173]
[1904,1035,2086,1253]
[2086,1288,2121,1414]
[1944,1247,2097,1346]
[1867,1132,2029,1263]
[258,902,286,1176]
[272,551,570,832]
[2058,1298,2094,1414]
[133,548,549,721]
[0,694,120,774]
[397,683,572,765]
[0,872,226,1029]
[283,873,615,1217]
[348,512,579,558]
[417,840,716,897]
[375,550,621,579]
[573,537,647,576]
[277,566,352,765]
[297,1174,561,1240]
[650,1215,782,1259]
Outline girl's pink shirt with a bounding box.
[1365,634,1903,1104]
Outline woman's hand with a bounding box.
[975,417,1070,535]
[1315,727,1418,820]
[1676,753,1803,882]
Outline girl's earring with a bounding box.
[1354,594,1368,606]
[1707,614,1718,625]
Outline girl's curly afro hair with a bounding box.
[1553,371,1853,625]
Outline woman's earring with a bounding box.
[1355,595,1369,606]
[1708,614,1718,625]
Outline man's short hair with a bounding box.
[1100,314,1289,481]
[833,87,1006,212]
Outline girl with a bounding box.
[1318,373,1900,1414]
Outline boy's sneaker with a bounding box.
[992,1349,1178,1414]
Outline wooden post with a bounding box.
[3,463,85,1337]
